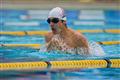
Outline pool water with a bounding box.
[0,9,120,80]
[1,68,120,80]
[1,36,120,79]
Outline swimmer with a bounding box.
[45,7,89,55]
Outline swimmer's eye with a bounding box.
[47,18,62,24]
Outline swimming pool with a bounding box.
[0,9,120,80]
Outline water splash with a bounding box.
[88,41,105,56]
[39,41,105,57]
[39,44,47,52]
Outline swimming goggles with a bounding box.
[47,18,62,24]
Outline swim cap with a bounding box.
[48,7,67,21]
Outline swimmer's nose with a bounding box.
[50,22,54,27]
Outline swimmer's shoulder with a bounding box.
[67,28,83,36]
[45,32,53,36]
[68,28,88,47]
[45,32,53,42]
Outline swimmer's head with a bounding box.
[47,7,67,34]
[48,7,67,21]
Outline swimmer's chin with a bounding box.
[51,28,60,34]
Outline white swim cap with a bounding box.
[48,7,67,21]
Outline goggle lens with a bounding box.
[47,18,59,24]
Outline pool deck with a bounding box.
[1,0,119,10]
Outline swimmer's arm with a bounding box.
[44,32,53,43]
[73,31,90,54]
[75,31,89,48]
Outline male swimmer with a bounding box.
[45,7,89,55]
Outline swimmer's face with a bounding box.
[47,17,65,34]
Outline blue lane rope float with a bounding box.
[0,59,120,71]
[0,41,120,49]
[0,29,120,36]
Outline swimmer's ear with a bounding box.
[62,21,67,28]
[62,20,66,24]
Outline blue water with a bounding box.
[0,9,120,80]
[1,68,120,80]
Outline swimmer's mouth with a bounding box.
[51,28,57,33]
[52,28,55,31]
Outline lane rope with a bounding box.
[0,59,120,71]
[1,41,120,49]
[0,29,120,36]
